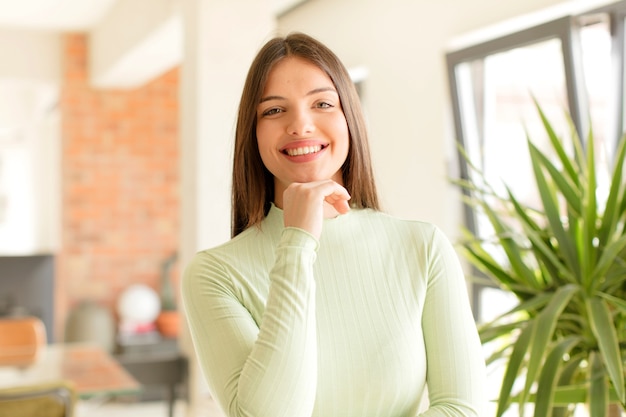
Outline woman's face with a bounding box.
[256,57,350,200]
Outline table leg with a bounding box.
[167,383,176,417]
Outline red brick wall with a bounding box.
[55,34,180,339]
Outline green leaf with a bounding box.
[504,186,543,231]
[479,200,542,288]
[591,235,626,290]
[552,385,588,404]
[528,142,580,281]
[598,132,626,246]
[619,189,626,236]
[557,354,585,388]
[487,293,551,324]
[524,144,582,217]
[453,99,626,416]
[497,321,535,417]
[531,97,580,185]
[517,222,577,284]
[522,285,578,408]
[585,297,625,404]
[504,188,569,286]
[588,350,608,417]
[534,337,580,417]
[550,384,624,405]
[598,292,626,314]
[462,244,518,288]
[479,321,525,344]
[580,129,598,290]
[484,342,515,366]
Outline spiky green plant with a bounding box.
[454,100,626,417]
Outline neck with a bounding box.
[273,199,341,219]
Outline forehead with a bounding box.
[263,57,334,92]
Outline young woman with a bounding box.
[182,32,486,417]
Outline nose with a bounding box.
[287,108,315,137]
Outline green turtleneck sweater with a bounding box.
[182,205,486,417]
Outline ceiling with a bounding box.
[0,0,304,135]
[0,0,121,137]
[0,0,305,135]
[0,0,302,31]
[0,0,118,30]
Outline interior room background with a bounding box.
[0,0,613,414]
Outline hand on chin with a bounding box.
[282,180,350,239]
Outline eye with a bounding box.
[315,101,334,109]
[261,107,283,117]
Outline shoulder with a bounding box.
[186,224,273,274]
[352,209,441,241]
[323,209,449,259]
[360,211,462,274]
[364,210,459,258]
[181,226,273,304]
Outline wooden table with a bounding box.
[0,343,141,400]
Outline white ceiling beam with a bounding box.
[84,0,307,89]
[89,0,182,89]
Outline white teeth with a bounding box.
[285,145,322,156]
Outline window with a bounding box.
[446,1,626,324]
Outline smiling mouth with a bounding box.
[283,145,326,156]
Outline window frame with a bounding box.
[446,1,626,320]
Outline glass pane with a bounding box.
[580,17,613,204]
[464,38,569,209]
[456,38,570,324]
[451,12,624,416]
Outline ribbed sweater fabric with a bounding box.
[182,204,486,417]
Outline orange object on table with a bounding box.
[0,316,46,366]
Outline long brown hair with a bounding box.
[231,32,379,237]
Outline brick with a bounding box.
[55,34,180,339]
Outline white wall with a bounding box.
[0,29,61,254]
[277,0,575,240]
[0,28,61,82]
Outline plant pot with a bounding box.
[608,404,624,417]
[156,310,180,338]
[581,403,625,417]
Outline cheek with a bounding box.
[331,116,350,155]
[255,120,267,146]
[256,121,269,149]
[256,123,276,169]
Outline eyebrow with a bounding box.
[259,87,338,104]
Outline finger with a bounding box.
[323,189,351,214]
[329,198,351,214]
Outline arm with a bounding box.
[182,228,319,417]
[419,227,487,417]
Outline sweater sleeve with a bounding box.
[182,227,319,417]
[419,227,487,417]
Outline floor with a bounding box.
[75,396,225,417]
[74,397,619,417]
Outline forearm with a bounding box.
[236,227,318,416]
[183,227,319,417]
[418,228,487,417]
